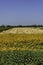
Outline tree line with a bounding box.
[0,24,43,27]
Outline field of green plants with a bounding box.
[0,27,43,65]
[0,50,43,65]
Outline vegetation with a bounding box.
[0,26,43,65]
[0,25,14,32]
[0,50,43,65]
[0,34,43,50]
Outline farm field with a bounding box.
[1,27,43,34]
[0,33,43,51]
[0,27,43,65]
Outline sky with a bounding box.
[0,0,43,25]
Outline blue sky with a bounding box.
[0,0,43,25]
